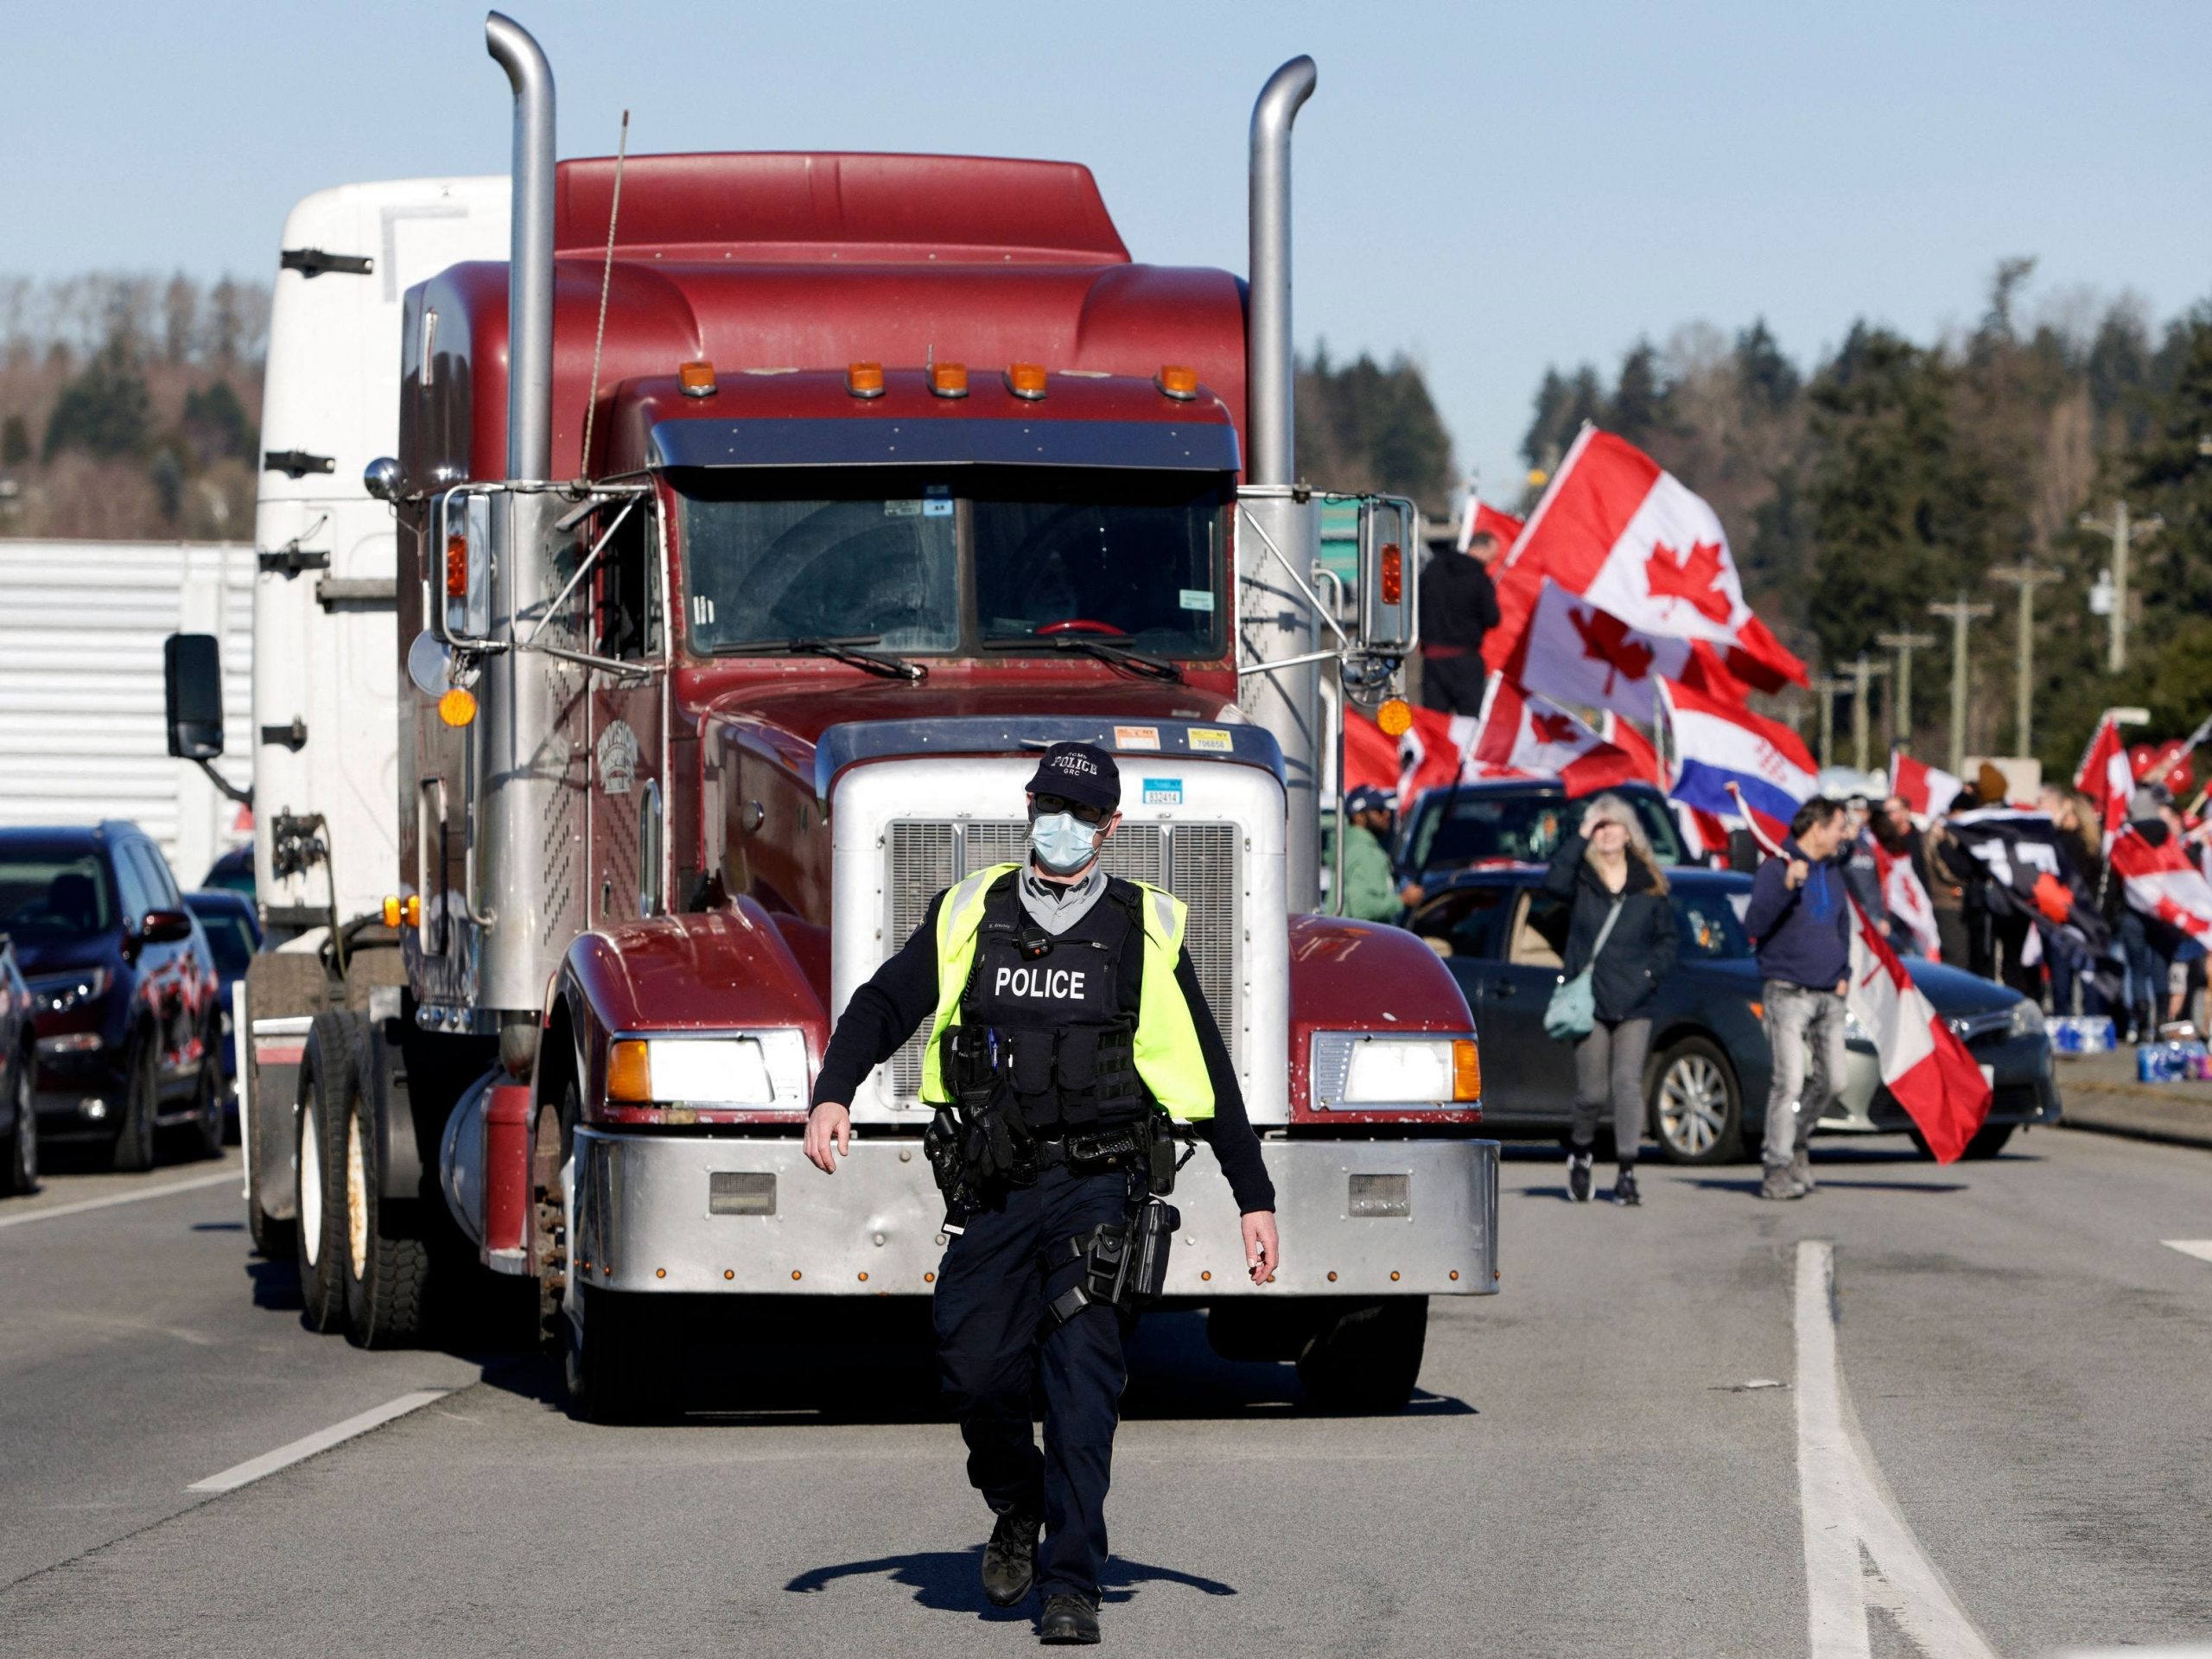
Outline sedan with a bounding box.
[1410,867,2060,1162]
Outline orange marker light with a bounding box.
[847,361,886,399]
[404,894,420,928]
[1005,362,1047,401]
[444,533,468,598]
[1376,696,1414,737]
[436,687,477,728]
[381,895,402,928]
[1452,1039,1482,1103]
[678,359,717,398]
[929,362,969,399]
[1155,365,1198,401]
[1380,542,1403,605]
[606,1039,652,1103]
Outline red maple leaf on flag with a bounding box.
[1567,604,1656,695]
[1645,540,1734,624]
[1530,710,1581,747]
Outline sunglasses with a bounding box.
[1033,793,1110,827]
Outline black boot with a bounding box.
[1612,1165,1641,1206]
[1039,1593,1102,1644]
[982,1510,1040,1608]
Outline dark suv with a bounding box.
[1395,779,1686,898]
[0,823,225,1169]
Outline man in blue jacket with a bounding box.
[1744,798,1852,1200]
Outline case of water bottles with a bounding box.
[2048,1016,2116,1056]
[2136,1039,2212,1083]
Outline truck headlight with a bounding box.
[1310,1032,1479,1109]
[2008,1000,2045,1040]
[605,1032,809,1109]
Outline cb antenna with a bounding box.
[578,108,630,483]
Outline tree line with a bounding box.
[1521,261,2212,782]
[0,272,269,542]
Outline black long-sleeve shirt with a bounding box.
[813,889,1277,1213]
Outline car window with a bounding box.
[193,909,256,977]
[1412,885,1512,959]
[1675,889,1752,959]
[132,844,182,909]
[1510,892,1569,968]
[0,848,116,941]
[112,846,155,925]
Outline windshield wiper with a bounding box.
[981,632,1183,683]
[760,635,926,682]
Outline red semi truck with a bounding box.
[184,13,1499,1419]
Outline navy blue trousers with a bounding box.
[932,1163,1131,1602]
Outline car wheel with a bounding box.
[189,1055,225,1160]
[3,1052,37,1195]
[296,1013,361,1335]
[110,1034,161,1173]
[1649,1037,1745,1165]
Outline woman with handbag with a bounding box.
[1541,794,1679,1205]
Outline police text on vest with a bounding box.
[995,965,1089,1001]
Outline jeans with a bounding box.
[1761,980,1847,1169]
[933,1163,1134,1602]
[1570,1017,1650,1165]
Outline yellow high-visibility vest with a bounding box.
[917,862,1217,1121]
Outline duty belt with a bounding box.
[1032,1122,1149,1171]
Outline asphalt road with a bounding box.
[2,1125,2209,1658]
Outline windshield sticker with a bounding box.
[883,499,922,518]
[1142,778,1184,805]
[923,485,954,518]
[1113,725,1160,751]
[1179,588,1216,613]
[1187,728,1233,753]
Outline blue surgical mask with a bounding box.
[1029,810,1099,875]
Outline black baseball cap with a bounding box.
[1026,742,1121,813]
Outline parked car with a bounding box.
[199,843,256,899]
[0,934,36,1193]
[183,888,259,1106]
[1409,865,2059,1162]
[1395,779,1688,902]
[0,823,226,1169]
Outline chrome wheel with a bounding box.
[346,1109,370,1280]
[299,1091,323,1268]
[1658,1053,1729,1158]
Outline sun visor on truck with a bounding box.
[647,417,1241,474]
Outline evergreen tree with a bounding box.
[41,340,153,461]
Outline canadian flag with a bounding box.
[1390,705,1483,799]
[1507,580,1759,726]
[1472,679,1645,794]
[1343,709,1403,798]
[1874,840,1942,960]
[2108,826,2212,939]
[2074,715,2135,840]
[1847,897,1990,1162]
[1890,748,1965,827]
[1458,499,1526,555]
[1484,426,1808,690]
[1599,709,1664,787]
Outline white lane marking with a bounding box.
[2163,1239,2212,1264]
[0,1168,238,1231]
[1795,1241,1999,1659]
[188,1390,449,1493]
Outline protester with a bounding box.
[1744,798,1852,1201]
[1338,785,1404,924]
[1542,793,1678,1206]
[2114,783,2181,1038]
[1874,795,1939,957]
[1418,529,1502,715]
[1838,794,1888,932]
[2037,784,2110,1017]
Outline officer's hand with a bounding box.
[804,1102,851,1173]
[1241,1211,1280,1286]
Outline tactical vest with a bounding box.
[920,862,1217,1124]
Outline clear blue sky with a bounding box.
[6,1,2210,497]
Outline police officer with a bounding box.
[804,741,1279,1645]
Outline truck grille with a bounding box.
[884,822,1242,1100]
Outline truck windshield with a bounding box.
[672,467,1229,659]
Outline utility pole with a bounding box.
[1813,674,1852,769]
[1875,629,1936,747]
[1989,563,2061,757]
[1849,652,1890,774]
[2078,500,2161,673]
[1927,594,1994,776]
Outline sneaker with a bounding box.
[982,1510,1040,1608]
[1612,1166,1641,1206]
[1567,1151,1593,1203]
[1788,1147,1816,1194]
[1039,1593,1102,1644]
[1759,1165,1804,1201]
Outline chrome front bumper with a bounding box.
[569,1128,1501,1299]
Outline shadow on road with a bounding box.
[785,1545,1236,1617]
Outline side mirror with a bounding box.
[431,490,495,645]
[141,908,194,945]
[365,456,401,502]
[163,633,226,760]
[1357,495,1419,654]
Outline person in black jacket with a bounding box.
[1417,530,1503,714]
[1543,793,1678,1205]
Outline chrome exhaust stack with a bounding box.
[1246,55,1315,488]
[486,10,555,482]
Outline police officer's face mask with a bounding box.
[1029,810,1102,875]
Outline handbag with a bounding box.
[1543,896,1624,1042]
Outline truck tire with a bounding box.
[1297,1297,1428,1414]
[3,1049,38,1196]
[565,1281,672,1425]
[340,1036,431,1349]
[296,1013,361,1335]
[110,1033,160,1173]
[244,953,331,1261]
